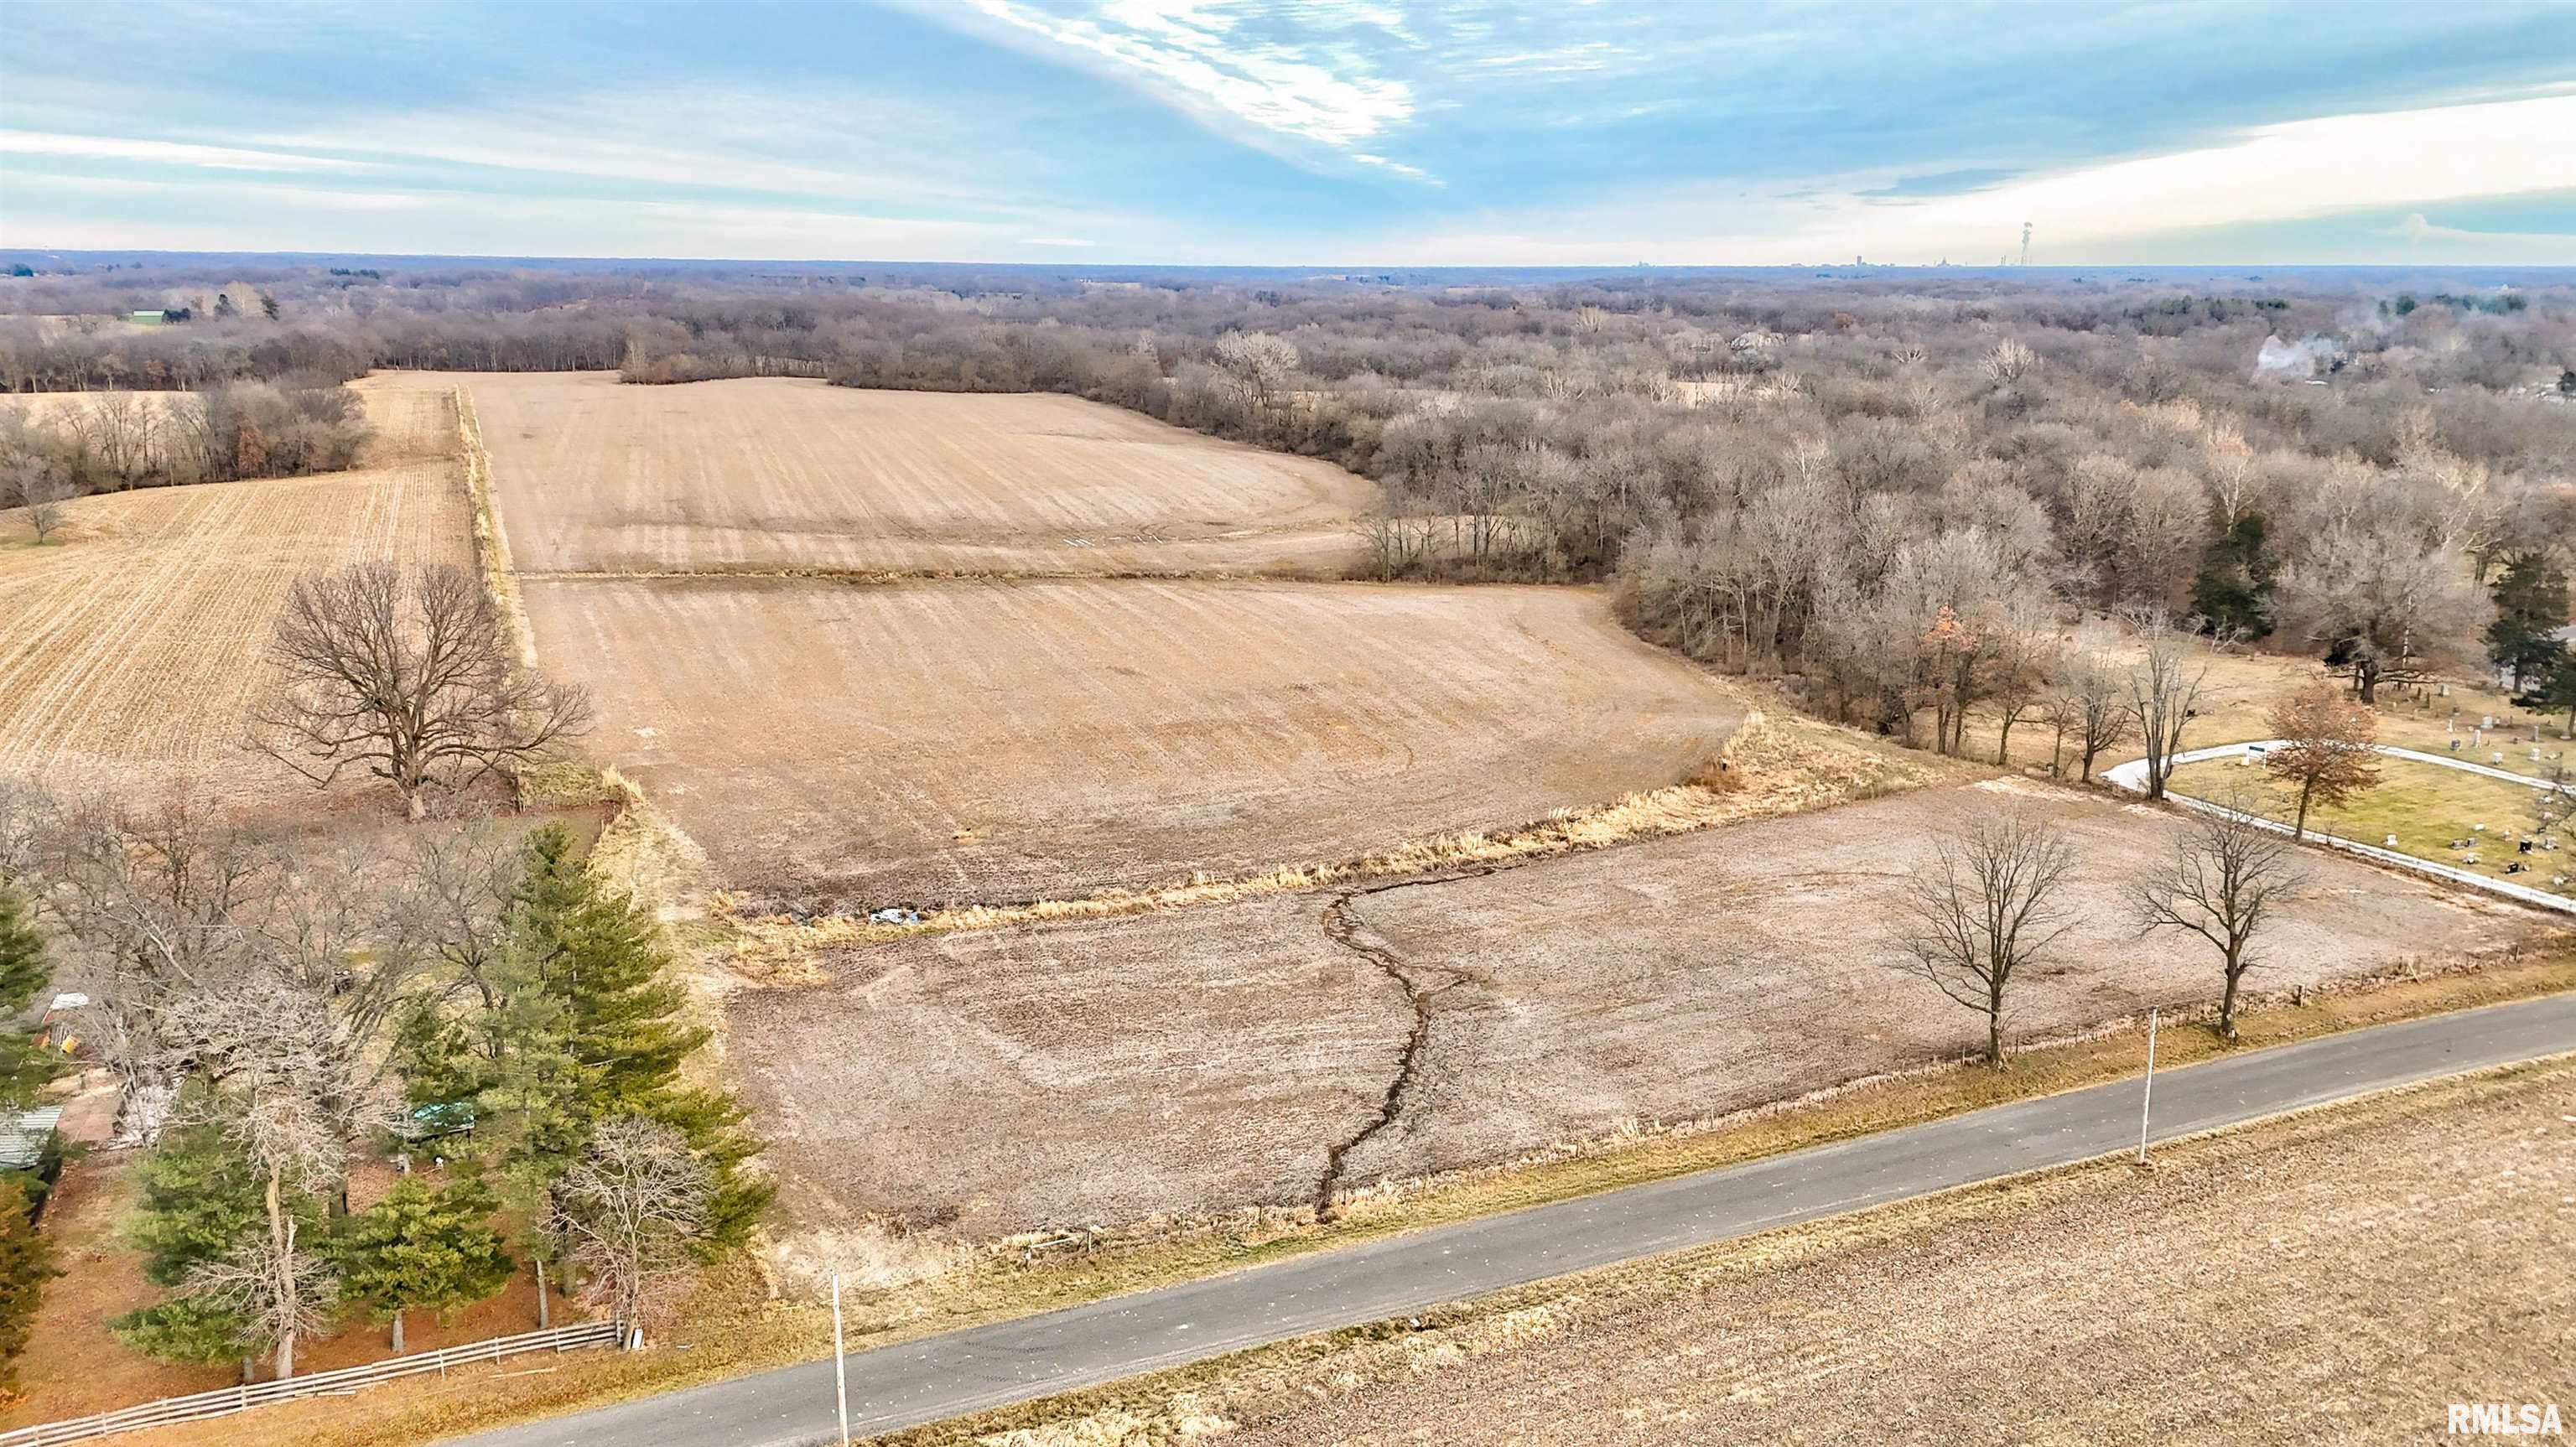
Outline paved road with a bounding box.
[457,993,2576,1447]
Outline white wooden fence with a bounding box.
[0,1320,624,1446]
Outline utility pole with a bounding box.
[2137,1008,2158,1164]
[832,1271,851,1445]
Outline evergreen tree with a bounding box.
[2486,552,2571,694]
[330,1176,512,1352]
[0,1178,56,1396]
[2543,654,2576,735]
[0,891,57,1111]
[112,1118,293,1367]
[449,826,766,1308]
[2189,512,2274,642]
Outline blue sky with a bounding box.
[3,0,2572,264]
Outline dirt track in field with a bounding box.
[729,777,2541,1234]
[525,574,1744,908]
[1210,1064,2576,1447]
[409,371,1377,577]
[0,378,471,810]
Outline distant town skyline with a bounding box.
[3,1,2572,265]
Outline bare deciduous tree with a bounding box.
[1892,809,2080,1066]
[2270,523,2489,703]
[2048,651,2135,782]
[2131,792,2305,1037]
[255,563,590,818]
[16,474,70,543]
[1210,331,1299,412]
[549,1118,714,1333]
[2124,609,2206,801]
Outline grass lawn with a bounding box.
[2168,755,2575,900]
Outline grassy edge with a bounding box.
[872,1050,2576,1447]
[131,945,2575,1447]
[718,705,1971,979]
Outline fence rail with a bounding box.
[0,1320,624,1446]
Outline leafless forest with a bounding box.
[8,259,2571,732]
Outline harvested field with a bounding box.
[730,778,2541,1234]
[413,371,1378,576]
[1106,1062,2576,1447]
[0,377,471,809]
[525,577,1744,907]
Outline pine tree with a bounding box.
[112,1118,286,1367]
[2486,552,2571,695]
[460,825,768,1314]
[0,1178,56,1397]
[0,891,56,1111]
[2189,512,2274,642]
[330,1176,512,1353]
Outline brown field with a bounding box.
[730,777,2539,1236]
[1010,1061,2576,1447]
[0,377,471,809]
[525,576,1744,907]
[408,370,1379,576]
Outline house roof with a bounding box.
[0,1106,63,1171]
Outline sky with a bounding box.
[2,0,2573,266]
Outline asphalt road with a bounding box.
[455,992,2576,1447]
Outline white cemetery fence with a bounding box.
[0,1319,626,1446]
[2103,741,2576,917]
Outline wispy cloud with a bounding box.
[0,129,371,173]
[951,0,1416,153]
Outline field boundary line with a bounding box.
[2105,741,2576,915]
[452,384,539,669]
[719,708,1964,978]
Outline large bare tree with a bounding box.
[1893,809,2081,1067]
[256,563,589,818]
[2131,793,2305,1038]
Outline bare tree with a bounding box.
[179,1223,339,1383]
[42,799,278,1143]
[548,1118,714,1332]
[2270,522,2488,703]
[1893,809,2080,1066]
[1210,331,1299,412]
[1982,593,2063,766]
[255,563,590,818]
[2132,792,2305,1038]
[1980,337,2039,385]
[2124,609,2206,801]
[2049,651,2136,782]
[2262,682,2381,838]
[18,474,69,543]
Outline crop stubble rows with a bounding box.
[423,371,1378,577]
[0,379,470,807]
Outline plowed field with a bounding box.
[414,371,1376,576]
[525,576,1744,906]
[730,778,2538,1232]
[0,378,471,808]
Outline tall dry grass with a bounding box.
[720,708,1961,983]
